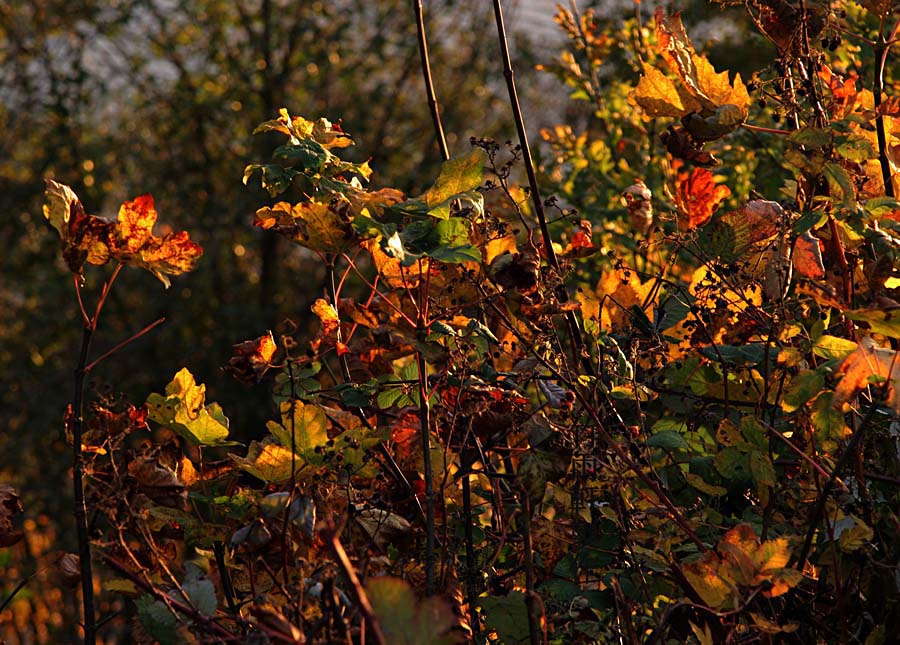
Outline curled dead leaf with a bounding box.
[0,484,24,548]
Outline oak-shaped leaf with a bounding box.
[674,166,731,230]
[367,576,457,645]
[146,368,233,446]
[0,484,24,548]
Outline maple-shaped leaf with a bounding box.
[653,9,750,119]
[631,10,749,129]
[253,108,354,149]
[682,524,801,609]
[267,400,328,462]
[254,199,355,254]
[231,439,295,484]
[225,331,278,384]
[146,368,233,446]
[43,181,202,287]
[674,166,731,230]
[632,63,700,118]
[833,339,900,413]
[43,179,115,274]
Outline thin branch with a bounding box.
[84,317,165,373]
[413,0,449,161]
[490,0,588,375]
[322,520,387,645]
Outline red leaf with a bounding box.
[674,165,731,229]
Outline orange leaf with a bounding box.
[654,10,750,117]
[225,332,278,384]
[793,230,825,280]
[674,166,730,229]
[42,181,202,287]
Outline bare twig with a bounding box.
[322,520,387,645]
[413,0,449,161]
[490,0,589,376]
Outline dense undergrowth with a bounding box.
[4,1,900,643]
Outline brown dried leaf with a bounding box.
[0,484,24,548]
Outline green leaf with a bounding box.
[864,196,900,219]
[367,577,457,645]
[267,400,328,462]
[813,335,857,361]
[428,244,481,263]
[699,343,769,366]
[835,134,877,163]
[242,164,299,197]
[647,429,690,451]
[273,139,329,172]
[683,472,727,496]
[136,596,179,645]
[714,447,751,480]
[182,564,217,617]
[823,163,856,208]
[420,148,487,219]
[782,370,825,412]
[846,309,900,338]
[787,127,832,148]
[478,591,531,644]
[146,369,232,446]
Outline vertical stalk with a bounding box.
[460,449,479,633]
[413,0,450,162]
[416,342,436,595]
[72,321,96,643]
[490,0,588,374]
[874,16,900,198]
[521,493,542,645]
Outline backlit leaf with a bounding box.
[146,368,231,446]
[833,340,900,412]
[419,148,487,219]
[674,166,730,230]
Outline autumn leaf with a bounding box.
[682,524,801,609]
[674,166,731,230]
[0,484,24,548]
[254,200,354,254]
[653,9,750,119]
[833,339,900,413]
[225,332,278,384]
[630,10,749,125]
[793,230,826,279]
[632,63,700,118]
[43,181,202,287]
[146,368,232,446]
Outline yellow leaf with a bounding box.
[654,9,750,119]
[232,439,296,483]
[631,64,699,118]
